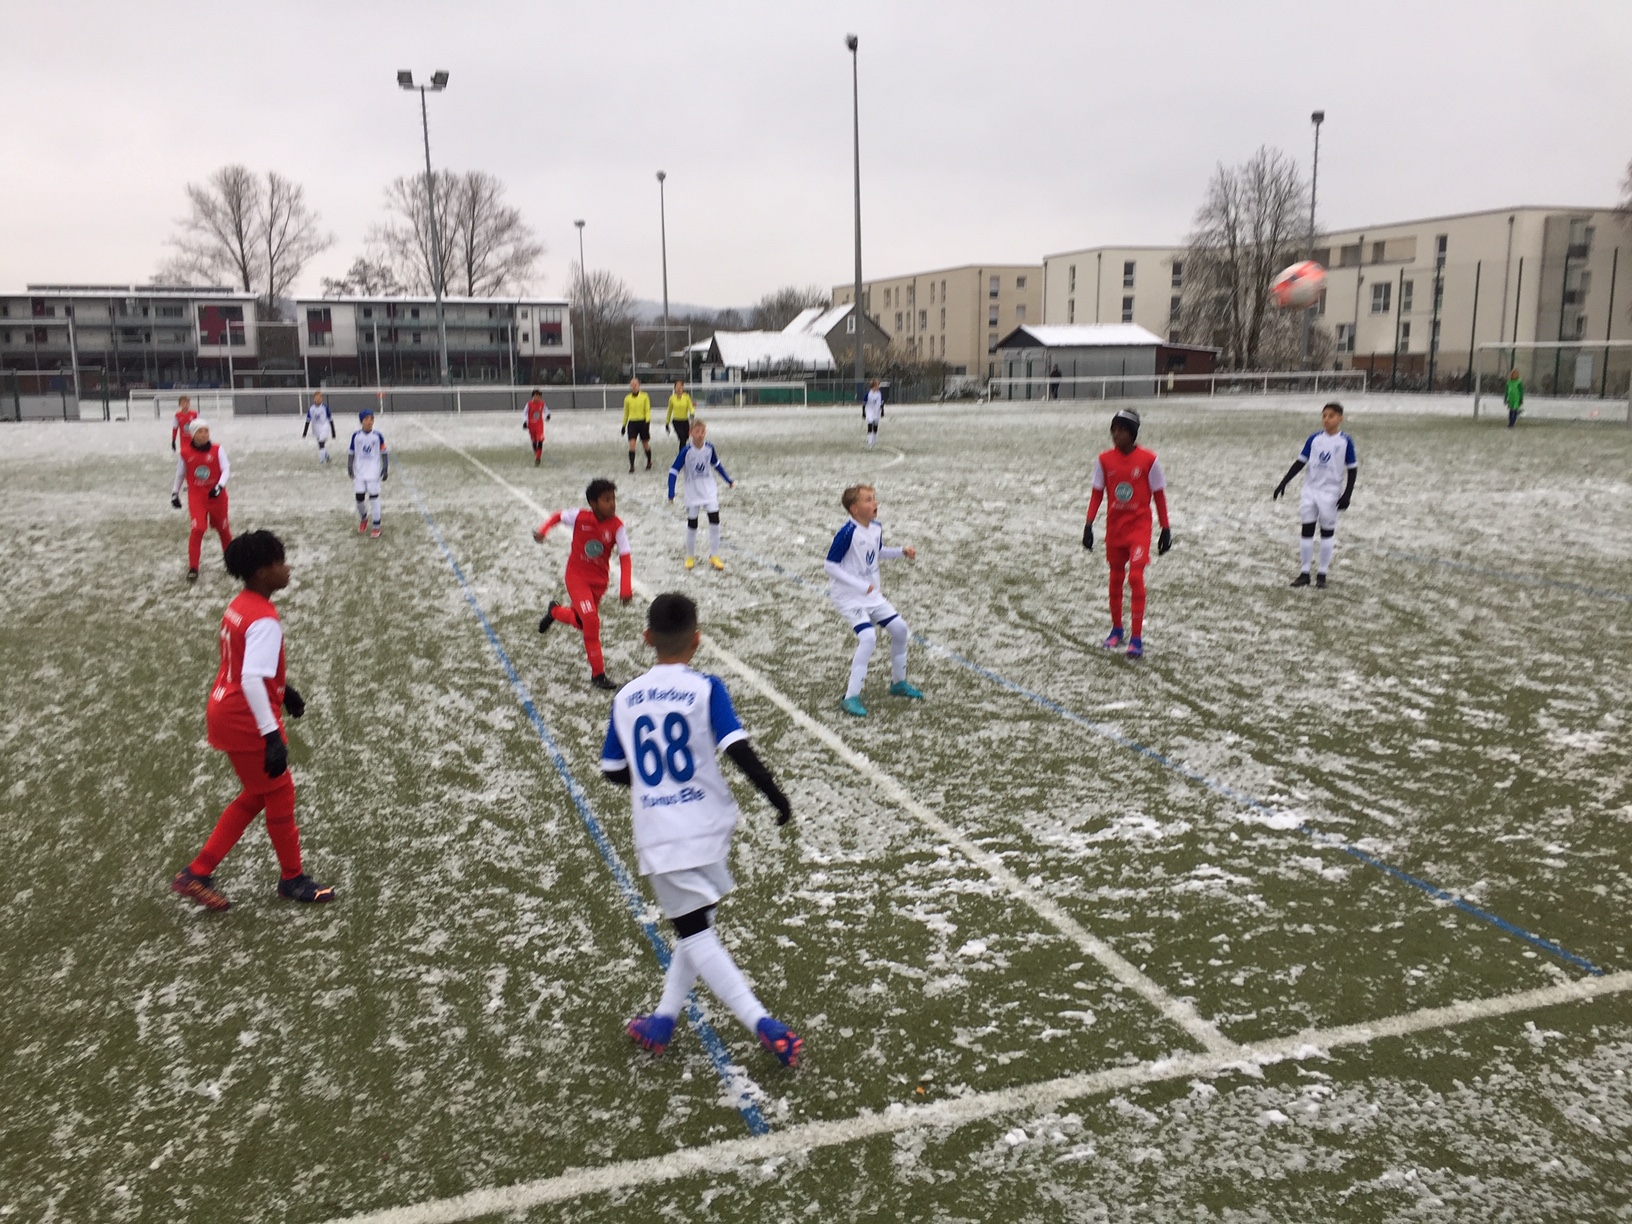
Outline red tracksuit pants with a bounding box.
[189,748,303,880]
[550,574,610,674]
[188,492,232,569]
[1106,537,1151,637]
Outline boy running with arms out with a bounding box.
[604,593,802,1066]
[170,530,334,910]
[667,418,734,571]
[826,483,922,717]
[348,409,389,537]
[1083,407,1172,659]
[1273,400,1357,588]
[523,388,550,465]
[535,478,633,691]
[303,391,335,464]
[622,377,653,472]
[170,418,232,582]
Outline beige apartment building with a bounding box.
[1040,247,1187,341]
[833,264,1041,377]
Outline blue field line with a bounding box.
[405,476,770,1135]
[1384,550,1632,605]
[719,541,1607,977]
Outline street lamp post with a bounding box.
[398,69,452,386]
[574,219,586,279]
[847,34,864,398]
[1302,108,1324,369]
[656,172,670,379]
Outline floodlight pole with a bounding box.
[657,171,670,377]
[574,219,586,280]
[400,71,452,385]
[848,33,864,397]
[1302,109,1324,369]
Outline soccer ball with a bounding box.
[1269,260,1327,309]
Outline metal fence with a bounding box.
[0,369,113,421]
[987,369,1370,402]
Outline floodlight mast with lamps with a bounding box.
[398,69,452,385]
[1302,108,1324,369]
[657,171,670,378]
[846,33,864,397]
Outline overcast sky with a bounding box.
[4,0,1630,308]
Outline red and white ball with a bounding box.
[1269,260,1327,309]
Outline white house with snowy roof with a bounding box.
[690,303,889,381]
[992,323,1217,399]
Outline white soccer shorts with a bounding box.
[684,498,720,517]
[648,860,734,919]
[313,424,332,445]
[354,476,382,497]
[833,594,899,634]
[1300,489,1339,531]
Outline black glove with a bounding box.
[171,437,177,452]
[263,732,288,779]
[1336,493,1350,511]
[618,423,626,437]
[381,464,389,482]
[523,421,529,430]
[1272,481,1287,500]
[1158,527,1173,555]
[771,793,792,827]
[208,485,222,499]
[283,686,305,719]
[347,459,355,478]
[171,493,182,510]
[1082,521,1094,551]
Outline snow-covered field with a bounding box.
[2,397,1629,1222]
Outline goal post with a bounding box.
[1473,341,1632,424]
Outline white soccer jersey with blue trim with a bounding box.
[825,519,901,603]
[350,428,386,479]
[601,663,748,876]
[667,440,732,506]
[306,402,333,438]
[1297,430,1357,498]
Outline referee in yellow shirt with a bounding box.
[665,379,695,458]
[621,377,653,471]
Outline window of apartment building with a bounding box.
[1371,282,1391,313]
[413,332,423,345]
[987,332,998,353]
[1569,217,1594,254]
[1016,275,1027,290]
[1067,298,1075,324]
[1121,296,1134,322]
[1335,323,1355,352]
[988,304,999,326]
[1171,261,1184,288]
[1015,304,1026,320]
[1399,321,1411,350]
[939,335,945,357]
[939,307,946,329]
[918,309,927,329]
[929,282,935,304]
[1435,234,1448,267]
[907,285,915,305]
[1400,280,1414,314]
[989,276,1000,298]
[1068,265,1077,292]
[1123,260,1135,287]
[1170,295,1181,320]
[410,307,421,319]
[882,288,890,307]
[845,316,856,334]
[361,307,373,320]
[940,279,946,300]
[895,311,903,332]
[1574,315,1589,340]
[1431,319,1442,350]
[1371,241,1386,264]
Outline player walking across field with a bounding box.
[1273,401,1357,588]
[171,417,233,582]
[622,378,653,472]
[605,593,802,1067]
[170,530,335,911]
[667,419,734,571]
[523,388,550,465]
[303,391,335,464]
[348,409,389,537]
[826,483,922,717]
[170,394,197,451]
[665,380,694,457]
[862,378,884,448]
[1083,407,1172,659]
[535,478,633,691]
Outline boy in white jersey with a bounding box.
[667,418,735,571]
[862,378,884,448]
[825,483,922,717]
[1273,401,1358,588]
[302,391,335,464]
[602,593,802,1067]
[348,409,389,538]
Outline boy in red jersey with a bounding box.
[523,388,550,465]
[170,531,334,910]
[170,418,233,582]
[1082,407,1173,659]
[534,478,634,690]
[170,395,197,452]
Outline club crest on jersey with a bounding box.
[584,539,605,559]
[1317,448,1333,463]
[865,549,877,565]
[193,465,211,480]
[1114,481,1134,503]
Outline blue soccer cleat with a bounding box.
[627,1013,676,1055]
[1126,636,1144,659]
[756,1017,804,1068]
[888,680,924,700]
[1102,626,1125,650]
[841,696,868,718]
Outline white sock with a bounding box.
[1299,536,1314,573]
[681,927,768,1032]
[656,937,697,1019]
[369,494,381,526]
[886,617,909,682]
[847,626,877,699]
[1318,535,1335,574]
[684,524,697,557]
[708,520,721,555]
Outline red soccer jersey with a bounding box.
[180,443,225,500]
[172,407,198,446]
[565,509,627,583]
[524,399,547,438]
[206,590,286,753]
[1091,445,1168,547]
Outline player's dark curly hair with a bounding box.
[647,592,698,655]
[223,530,286,582]
[585,478,617,504]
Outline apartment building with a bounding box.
[1040,247,1187,339]
[832,264,1042,377]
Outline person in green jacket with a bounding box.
[622,378,653,472]
[1505,368,1524,428]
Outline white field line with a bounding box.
[412,419,1236,1058]
[322,968,1632,1224]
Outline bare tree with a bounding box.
[1178,146,1310,369]
[751,284,830,331]
[570,264,637,381]
[1620,157,1632,216]
[321,256,403,297]
[374,170,542,297]
[261,172,333,305]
